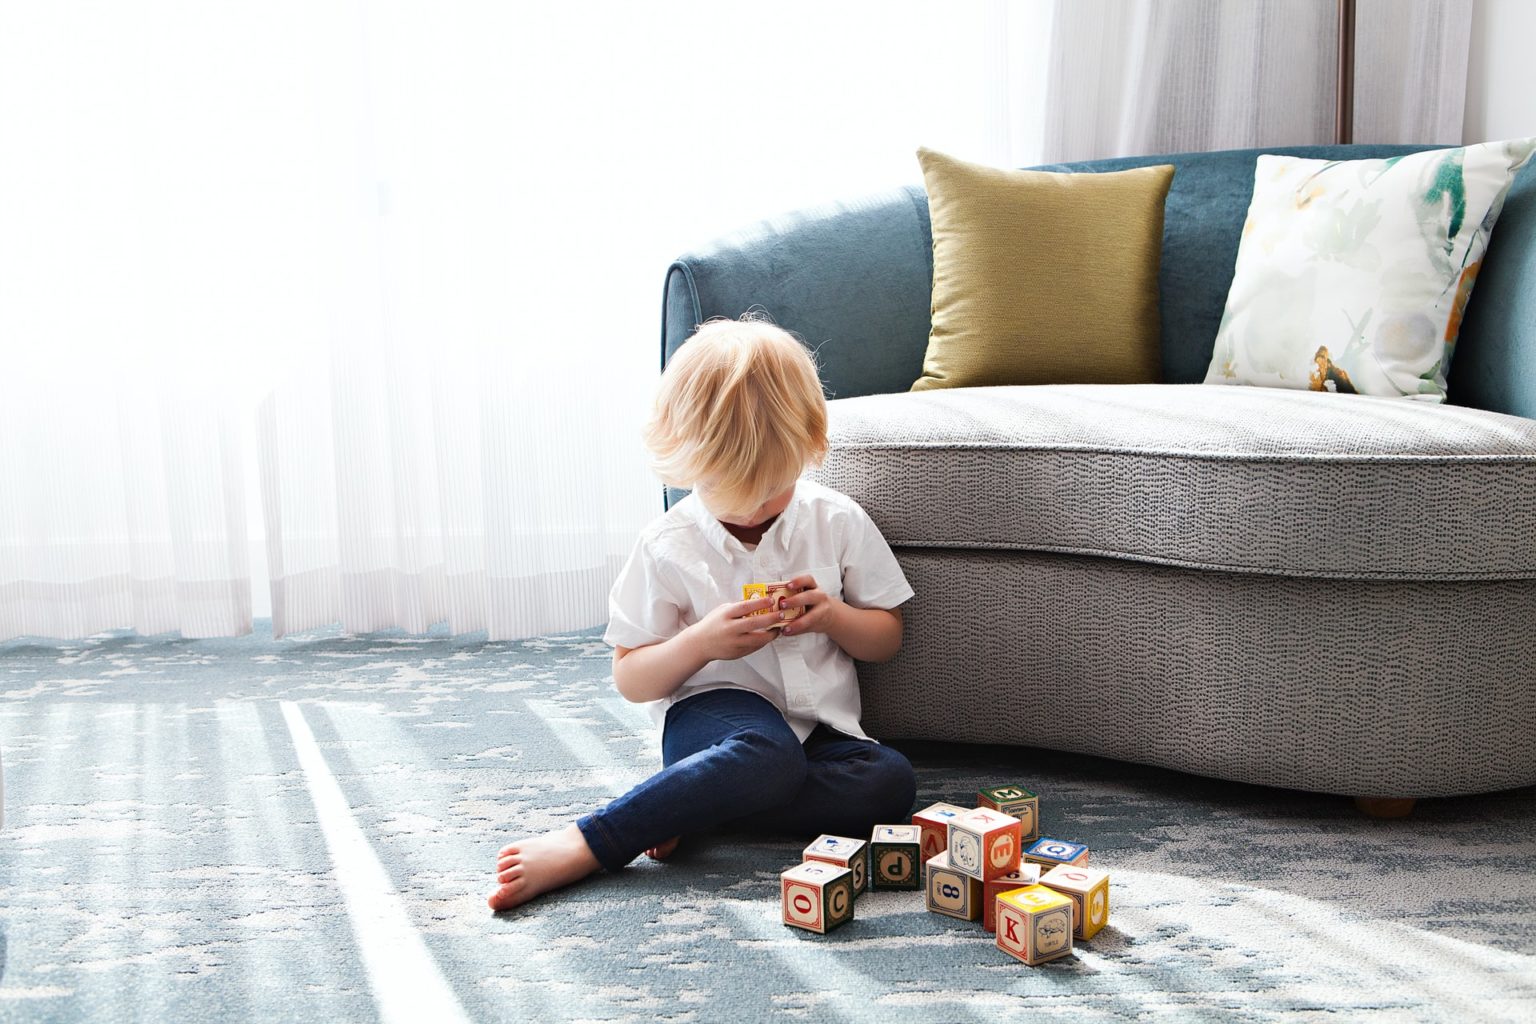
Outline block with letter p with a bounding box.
[978,784,1040,842]
[868,824,922,890]
[911,802,966,861]
[924,851,983,921]
[781,861,855,934]
[947,807,1022,882]
[995,884,1075,966]
[803,834,868,896]
[1041,864,1110,940]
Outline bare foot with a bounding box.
[488,823,602,912]
[645,836,680,861]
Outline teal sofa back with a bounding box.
[662,143,1536,418]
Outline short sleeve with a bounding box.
[838,500,915,610]
[603,538,684,649]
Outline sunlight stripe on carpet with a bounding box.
[525,698,651,791]
[280,700,471,1024]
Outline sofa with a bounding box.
[659,144,1536,813]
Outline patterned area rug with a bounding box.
[0,622,1533,1022]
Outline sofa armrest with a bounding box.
[661,186,935,400]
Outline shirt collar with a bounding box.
[686,481,803,560]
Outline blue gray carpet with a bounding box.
[0,622,1532,1022]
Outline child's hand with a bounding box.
[776,575,840,637]
[687,595,781,662]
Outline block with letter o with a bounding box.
[781,861,854,934]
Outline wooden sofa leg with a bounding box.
[1354,796,1416,818]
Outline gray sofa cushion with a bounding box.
[812,383,1536,581]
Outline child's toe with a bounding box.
[497,854,520,871]
[487,878,527,912]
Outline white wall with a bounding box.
[1463,0,1536,143]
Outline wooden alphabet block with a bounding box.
[982,864,1042,933]
[1040,864,1110,940]
[995,884,1075,966]
[868,824,922,890]
[1023,837,1090,871]
[743,581,800,628]
[781,861,855,934]
[924,851,984,921]
[911,802,967,861]
[978,784,1040,842]
[947,807,1023,882]
[803,834,868,896]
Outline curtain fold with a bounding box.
[1043,0,1474,163]
[0,382,252,641]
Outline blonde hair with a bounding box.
[644,313,829,517]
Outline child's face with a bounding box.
[698,480,796,528]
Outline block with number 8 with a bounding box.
[925,851,983,921]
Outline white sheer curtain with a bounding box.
[257,0,1058,640]
[1043,0,1474,162]
[0,5,269,641]
[0,1,1055,642]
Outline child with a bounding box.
[488,313,917,912]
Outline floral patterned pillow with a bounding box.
[1205,140,1536,401]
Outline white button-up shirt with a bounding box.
[604,479,914,742]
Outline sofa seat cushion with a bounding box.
[812,383,1536,581]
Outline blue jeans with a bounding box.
[576,688,918,872]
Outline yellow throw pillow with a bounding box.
[912,147,1174,391]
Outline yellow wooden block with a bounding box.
[743,581,800,628]
[1040,864,1111,940]
[995,884,1074,966]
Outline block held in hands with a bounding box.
[743,581,801,628]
